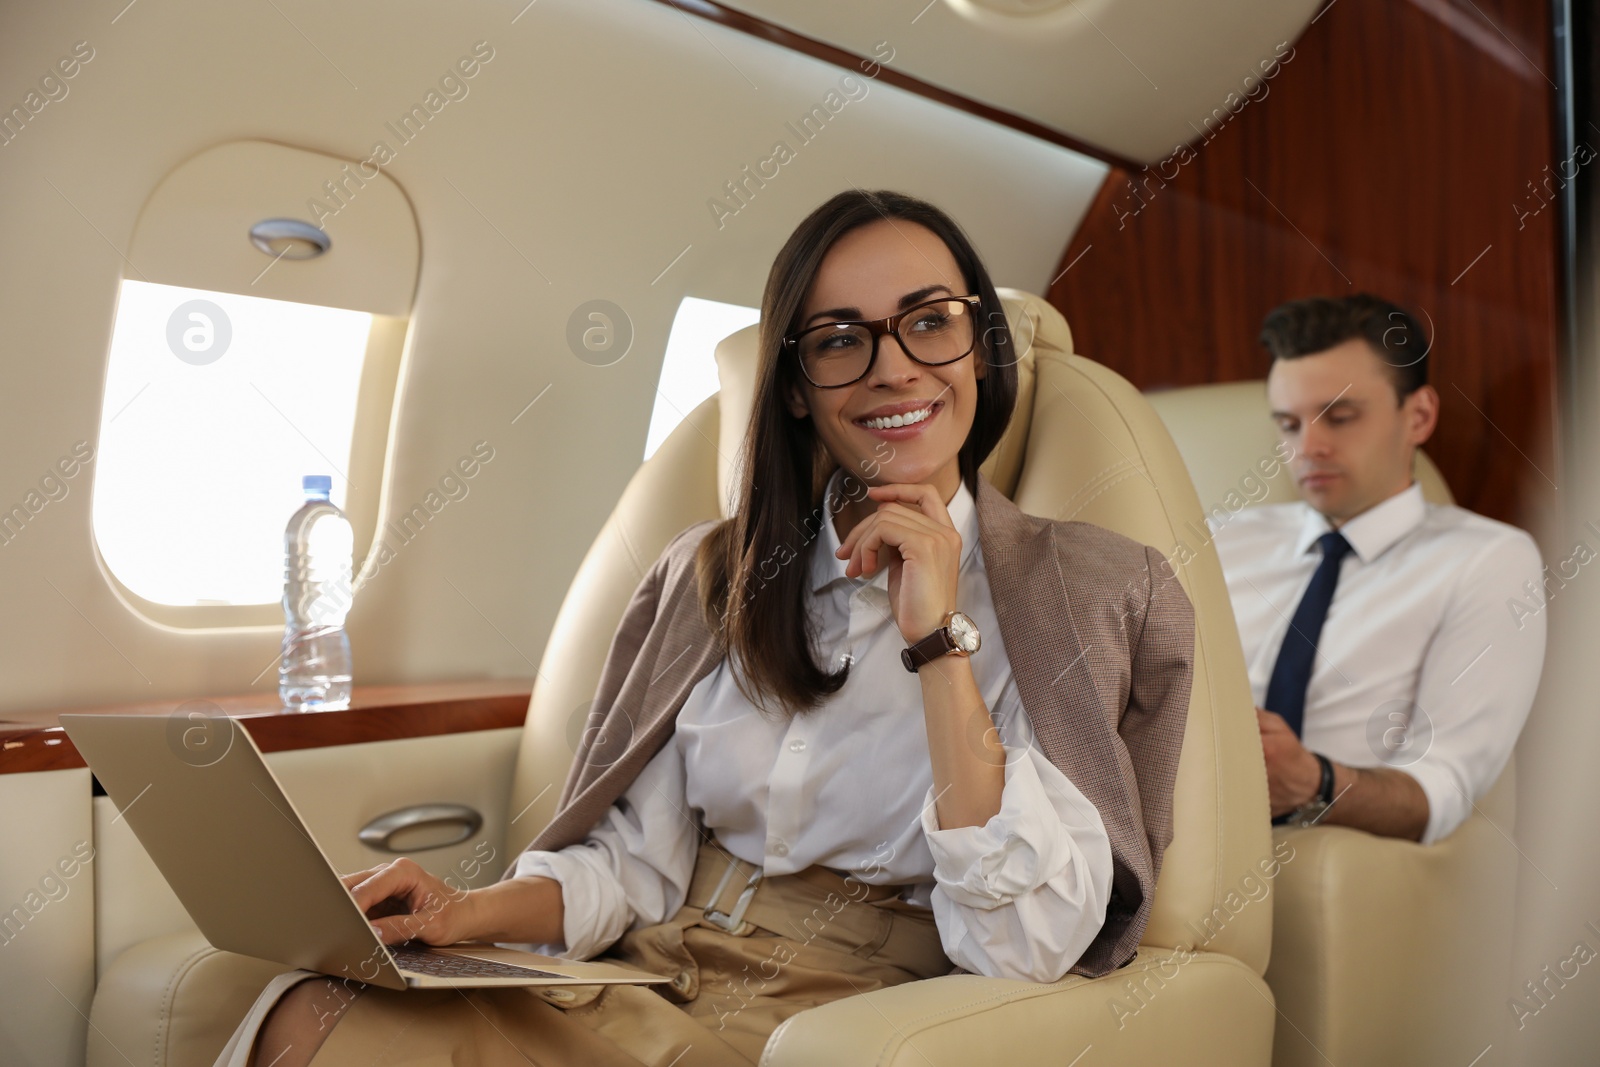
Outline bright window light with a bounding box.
[93,279,373,607]
[644,296,760,461]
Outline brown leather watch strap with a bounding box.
[901,627,956,672]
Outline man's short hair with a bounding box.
[1258,293,1429,401]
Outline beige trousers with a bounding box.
[278,841,952,1066]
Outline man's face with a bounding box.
[1266,338,1438,524]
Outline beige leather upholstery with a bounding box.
[1146,379,1519,1065]
[763,949,1272,1065]
[87,933,286,1067]
[513,290,1277,1063]
[1265,770,1517,1066]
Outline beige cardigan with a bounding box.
[508,473,1194,979]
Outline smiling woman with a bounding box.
[233,189,1194,1067]
[702,191,1019,714]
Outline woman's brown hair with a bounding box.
[695,189,1020,716]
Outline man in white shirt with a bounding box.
[1213,294,1546,844]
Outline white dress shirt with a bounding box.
[509,468,1114,982]
[1213,481,1546,843]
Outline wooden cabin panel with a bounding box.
[1048,0,1560,528]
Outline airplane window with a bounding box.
[92,279,372,607]
[643,296,760,461]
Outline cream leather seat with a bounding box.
[1146,380,1518,1067]
[509,290,1277,1064]
[89,292,1278,1066]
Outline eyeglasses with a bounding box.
[782,295,982,389]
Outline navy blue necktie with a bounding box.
[1264,531,1352,739]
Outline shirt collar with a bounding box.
[1293,481,1427,563]
[808,467,980,594]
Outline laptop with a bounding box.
[61,712,670,991]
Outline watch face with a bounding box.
[947,611,981,654]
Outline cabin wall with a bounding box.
[1047,0,1560,531]
[0,0,1105,717]
[0,769,94,1066]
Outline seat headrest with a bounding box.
[510,287,1276,975]
[711,289,1073,516]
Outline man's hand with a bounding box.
[1257,707,1323,816]
[1255,707,1431,839]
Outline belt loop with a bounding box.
[702,857,763,936]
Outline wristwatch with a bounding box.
[901,610,982,673]
[1287,752,1336,828]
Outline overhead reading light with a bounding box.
[945,0,1077,19]
[248,218,331,260]
[970,0,1070,10]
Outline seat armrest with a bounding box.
[760,949,1273,1067]
[88,931,289,1067]
[1266,806,1518,1067]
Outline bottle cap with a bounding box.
[302,475,333,496]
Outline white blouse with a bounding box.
[509,469,1113,982]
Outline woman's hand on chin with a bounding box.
[835,482,962,642]
[342,858,480,946]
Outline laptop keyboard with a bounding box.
[390,944,567,980]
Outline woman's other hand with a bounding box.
[341,858,479,946]
[836,482,962,641]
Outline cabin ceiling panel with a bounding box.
[0,0,1104,711]
[710,0,1324,163]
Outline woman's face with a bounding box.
[784,219,985,502]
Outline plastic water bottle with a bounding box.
[280,475,354,711]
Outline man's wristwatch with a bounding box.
[901,610,982,673]
[1287,752,1336,828]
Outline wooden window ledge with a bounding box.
[0,680,534,775]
